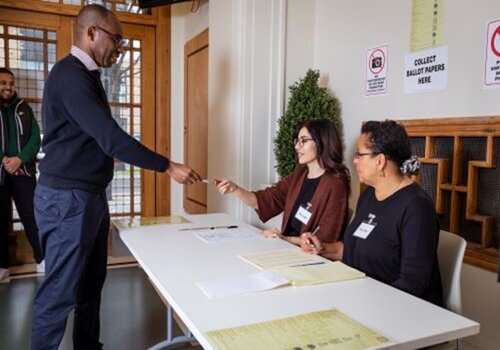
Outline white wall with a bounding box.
[208,0,287,226]
[170,0,209,215]
[284,0,315,104]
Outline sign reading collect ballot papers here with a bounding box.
[404,45,448,94]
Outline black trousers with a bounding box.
[0,173,43,268]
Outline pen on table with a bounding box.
[291,261,325,267]
[179,225,238,231]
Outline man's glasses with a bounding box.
[293,137,314,147]
[95,25,124,47]
[354,151,377,159]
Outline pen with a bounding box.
[290,261,325,267]
[312,225,321,235]
[305,225,320,248]
[179,225,238,231]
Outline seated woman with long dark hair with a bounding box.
[301,120,442,305]
[215,119,350,246]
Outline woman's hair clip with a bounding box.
[400,155,420,175]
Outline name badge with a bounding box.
[352,222,376,239]
[294,203,312,225]
[352,213,377,239]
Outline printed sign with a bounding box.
[484,19,500,88]
[365,45,388,96]
[404,45,448,94]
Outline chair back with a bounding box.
[437,230,466,314]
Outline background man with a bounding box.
[0,67,44,283]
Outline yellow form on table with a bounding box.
[272,261,365,286]
[206,309,391,350]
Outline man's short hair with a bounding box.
[76,4,111,37]
[0,67,15,77]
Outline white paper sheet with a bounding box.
[193,227,258,244]
[196,270,290,299]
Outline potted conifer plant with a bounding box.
[274,69,342,178]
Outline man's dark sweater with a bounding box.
[39,55,169,193]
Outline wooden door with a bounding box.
[184,29,208,214]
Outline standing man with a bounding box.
[31,4,201,350]
[0,67,44,283]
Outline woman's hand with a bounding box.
[214,177,238,195]
[260,228,281,239]
[300,232,323,254]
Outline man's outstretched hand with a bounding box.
[167,161,202,184]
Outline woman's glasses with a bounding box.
[293,137,314,147]
[354,151,377,159]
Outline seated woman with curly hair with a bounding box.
[301,120,442,306]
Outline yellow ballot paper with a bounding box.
[113,216,190,229]
[272,261,365,286]
[206,309,391,350]
[238,249,324,269]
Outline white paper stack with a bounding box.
[196,270,290,299]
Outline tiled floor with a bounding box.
[0,265,200,350]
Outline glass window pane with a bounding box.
[0,39,4,67]
[48,44,57,65]
[63,0,82,5]
[7,26,44,39]
[115,0,147,14]
[9,39,44,71]
[48,31,57,41]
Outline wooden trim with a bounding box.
[185,28,209,56]
[0,0,158,26]
[155,6,171,215]
[399,116,500,135]
[419,158,448,214]
[464,245,498,271]
[58,15,73,59]
[0,7,60,29]
[141,24,157,216]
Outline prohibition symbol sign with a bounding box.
[369,49,385,75]
[491,25,500,57]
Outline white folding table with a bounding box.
[117,213,479,350]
